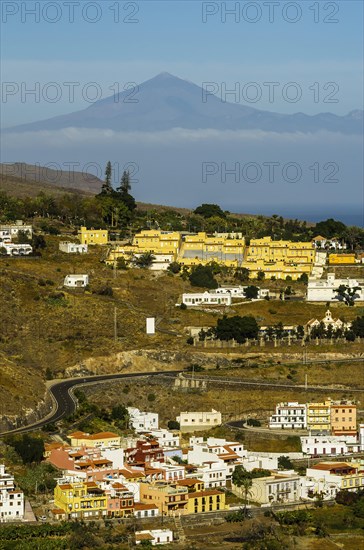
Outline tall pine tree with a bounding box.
[117,170,131,195]
[117,170,136,211]
[101,161,113,195]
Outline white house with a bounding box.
[307,273,364,302]
[135,529,173,546]
[63,274,89,288]
[216,286,270,299]
[181,291,232,307]
[0,221,32,238]
[233,471,301,505]
[269,402,307,430]
[300,435,360,457]
[127,408,159,432]
[188,461,228,489]
[59,242,88,254]
[0,243,33,256]
[177,410,222,432]
[187,437,247,484]
[311,236,346,250]
[0,464,24,522]
[146,429,180,449]
[0,229,11,243]
[134,503,159,519]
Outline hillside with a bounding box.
[0,234,363,428]
[0,163,102,195]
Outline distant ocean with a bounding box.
[225,205,364,228]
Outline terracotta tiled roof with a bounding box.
[177,479,203,487]
[58,484,72,490]
[134,503,158,510]
[312,462,353,471]
[51,508,66,515]
[119,469,144,479]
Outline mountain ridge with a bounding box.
[5,73,363,134]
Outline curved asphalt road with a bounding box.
[0,370,182,436]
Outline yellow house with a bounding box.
[68,431,121,448]
[139,482,188,515]
[78,226,108,245]
[306,400,332,432]
[331,401,357,436]
[329,254,356,265]
[54,481,107,519]
[187,489,227,514]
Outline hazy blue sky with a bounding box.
[1,2,363,224]
[1,0,363,126]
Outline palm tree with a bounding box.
[232,465,253,517]
[133,252,155,268]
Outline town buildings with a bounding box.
[233,471,301,505]
[0,243,33,256]
[177,410,222,432]
[68,431,122,448]
[78,227,108,245]
[0,221,33,238]
[181,286,269,307]
[269,402,307,430]
[329,253,356,265]
[63,274,89,288]
[181,291,232,307]
[128,408,159,432]
[307,273,364,302]
[107,230,181,268]
[135,529,173,546]
[245,236,316,280]
[0,464,24,522]
[306,400,332,434]
[59,242,88,254]
[186,488,226,514]
[331,402,357,436]
[105,229,318,278]
[306,309,351,335]
[139,482,189,515]
[300,435,361,457]
[269,399,358,438]
[54,479,109,520]
[305,462,364,497]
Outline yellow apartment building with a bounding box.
[68,431,121,448]
[54,481,107,519]
[306,400,332,433]
[244,237,316,280]
[139,482,188,516]
[187,489,227,514]
[178,232,245,267]
[331,402,357,436]
[329,253,356,265]
[247,237,315,264]
[106,230,181,265]
[78,226,108,245]
[246,260,312,280]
